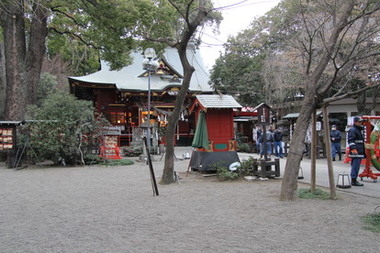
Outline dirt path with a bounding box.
[1,157,379,252]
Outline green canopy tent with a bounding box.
[191,110,209,149]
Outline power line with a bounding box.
[200,31,227,44]
[214,0,278,11]
[213,0,249,11]
[199,42,225,47]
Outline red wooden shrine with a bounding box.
[189,95,242,172]
[190,95,242,152]
[359,115,380,182]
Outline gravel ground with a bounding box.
[1,154,380,253]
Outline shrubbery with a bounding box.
[26,76,109,166]
[122,145,143,157]
[209,161,239,180]
[237,142,251,152]
[210,156,257,180]
[238,157,256,177]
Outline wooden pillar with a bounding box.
[322,105,336,199]
[260,159,267,178]
[311,110,317,192]
[274,158,280,177]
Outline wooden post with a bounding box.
[256,103,271,160]
[262,124,267,160]
[143,137,159,196]
[274,158,280,177]
[253,158,258,173]
[311,110,317,192]
[322,106,336,199]
[260,159,266,178]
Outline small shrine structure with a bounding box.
[189,94,242,172]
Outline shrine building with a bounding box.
[68,46,213,147]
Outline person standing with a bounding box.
[268,125,274,155]
[259,127,274,159]
[273,128,283,158]
[330,124,342,161]
[254,126,262,153]
[348,116,365,186]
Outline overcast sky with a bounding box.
[199,0,282,70]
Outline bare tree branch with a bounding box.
[50,7,84,27]
[143,36,178,48]
[49,27,100,49]
[322,82,380,106]
[168,0,187,22]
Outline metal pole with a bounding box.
[147,65,151,153]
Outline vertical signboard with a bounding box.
[99,126,122,159]
[0,128,14,151]
[257,104,270,125]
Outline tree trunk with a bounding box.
[160,45,195,184]
[2,1,27,121]
[279,93,316,201]
[0,42,6,119]
[1,1,48,120]
[356,92,367,115]
[280,1,356,201]
[26,2,48,105]
[160,0,208,184]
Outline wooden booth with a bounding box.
[189,95,242,172]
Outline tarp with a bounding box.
[192,110,209,149]
[190,151,240,172]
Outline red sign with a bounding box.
[99,135,121,159]
[0,128,14,151]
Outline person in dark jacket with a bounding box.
[330,125,342,161]
[347,116,365,186]
[258,128,274,159]
[273,128,283,158]
[254,126,262,153]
